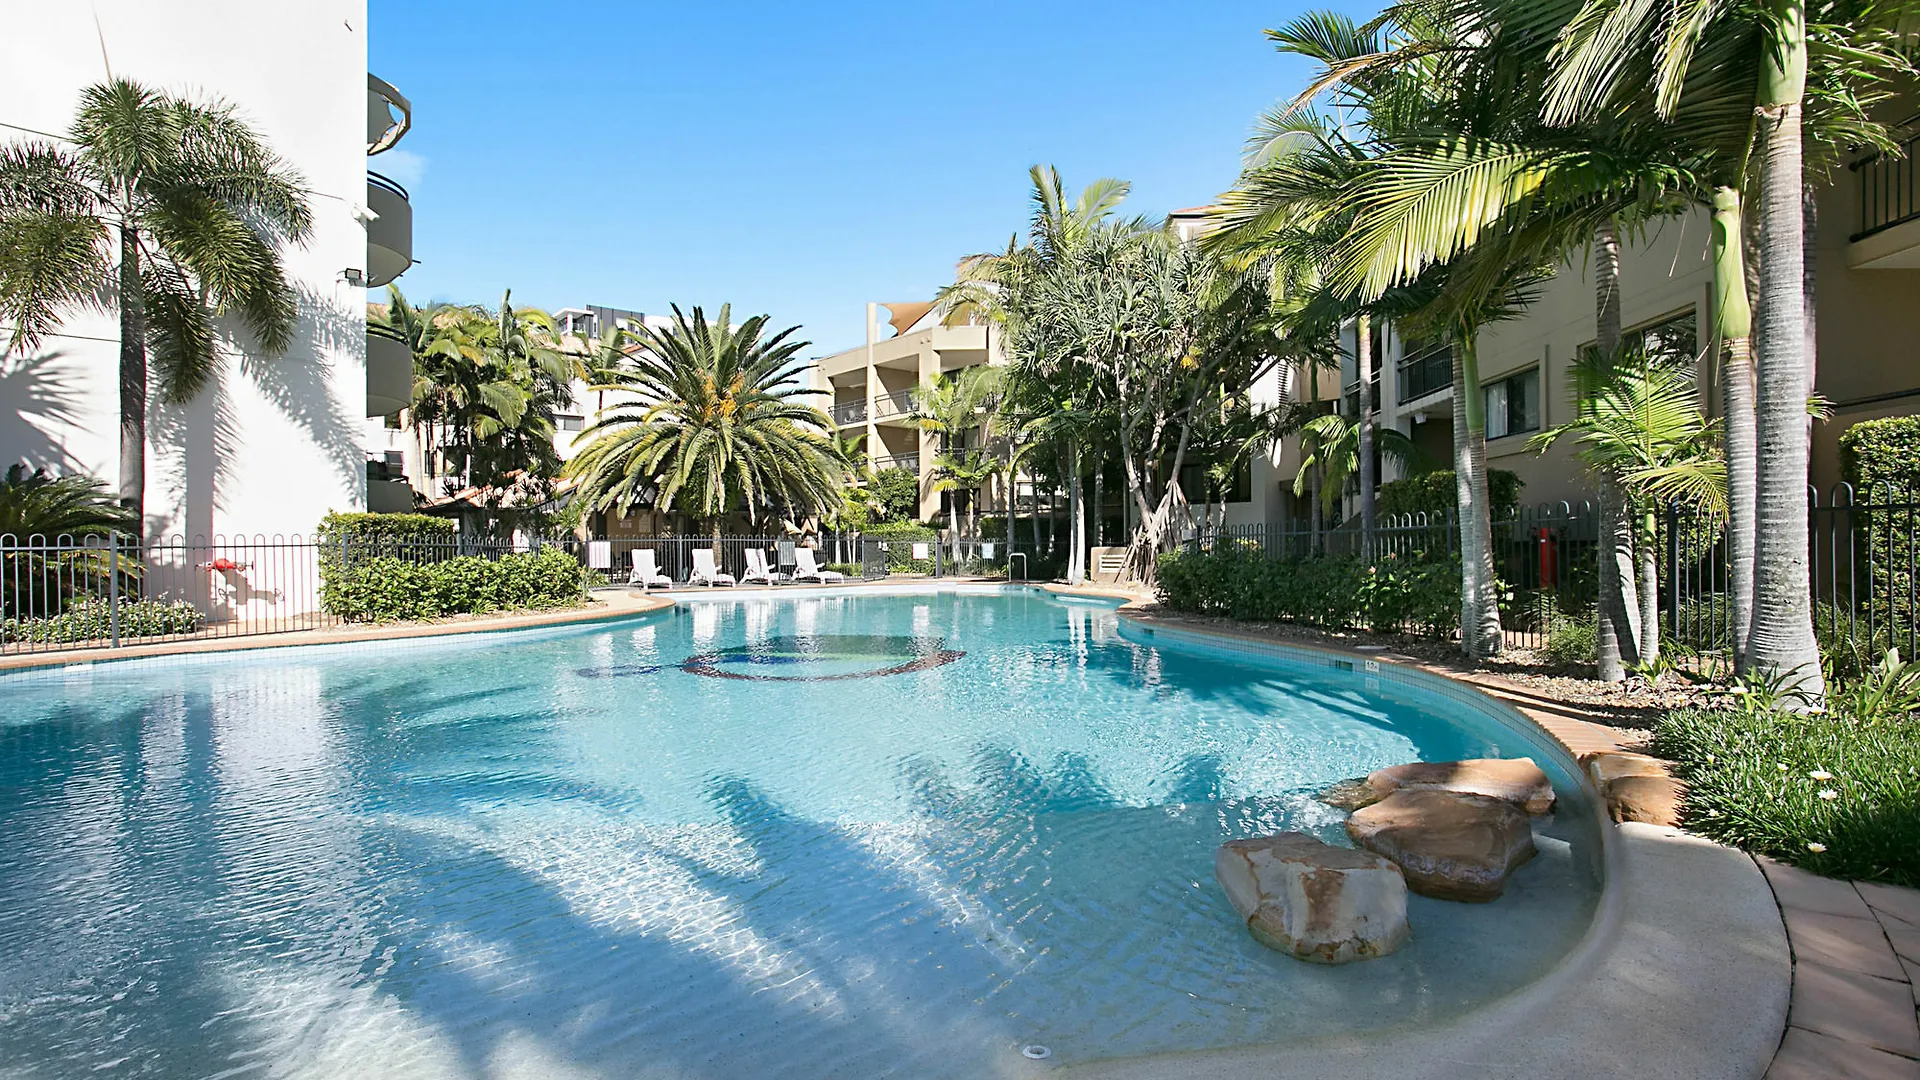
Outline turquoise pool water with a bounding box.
[0,587,1601,1078]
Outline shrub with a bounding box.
[1654,706,1920,887]
[315,510,453,550]
[1541,611,1598,668]
[860,522,939,573]
[1838,417,1918,637]
[0,596,203,644]
[321,546,586,623]
[870,468,921,521]
[1154,546,1461,637]
[1377,469,1523,522]
[1839,415,1920,496]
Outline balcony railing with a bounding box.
[1853,131,1920,242]
[366,170,413,288]
[1398,343,1451,404]
[832,401,868,426]
[872,454,920,473]
[872,390,917,419]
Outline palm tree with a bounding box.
[0,79,312,529]
[0,465,140,619]
[908,364,1005,546]
[1529,346,1726,664]
[1291,411,1420,520]
[566,305,846,539]
[1539,0,1915,695]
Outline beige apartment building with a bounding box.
[1200,144,1920,531]
[809,302,1006,521]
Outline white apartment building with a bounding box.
[1,1,407,543]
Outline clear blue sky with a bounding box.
[369,0,1368,358]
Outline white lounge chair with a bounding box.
[627,549,673,589]
[689,548,736,587]
[791,547,844,584]
[741,548,778,585]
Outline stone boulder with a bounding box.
[1580,751,1670,787]
[1215,833,1411,964]
[1346,790,1537,902]
[1604,775,1686,827]
[1365,758,1557,815]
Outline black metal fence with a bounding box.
[1182,485,1919,664]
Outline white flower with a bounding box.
[1818,789,1839,801]
[1706,754,1716,764]
[1807,842,1827,853]
[1808,770,1832,781]
[1778,763,1790,772]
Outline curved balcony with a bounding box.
[367,73,412,156]
[366,324,412,417]
[365,171,412,288]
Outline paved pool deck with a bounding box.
[5,578,1913,1077]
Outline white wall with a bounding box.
[0,0,370,543]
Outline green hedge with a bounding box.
[0,596,202,644]
[1377,469,1523,521]
[321,546,587,623]
[1155,546,1461,637]
[862,522,939,572]
[316,511,453,546]
[1655,705,1920,887]
[1840,416,1920,496]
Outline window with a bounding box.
[1178,460,1252,504]
[557,414,585,432]
[1483,368,1540,440]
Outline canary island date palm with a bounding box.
[0,78,311,529]
[567,305,846,538]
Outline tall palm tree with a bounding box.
[908,365,1005,544]
[1530,346,1727,663]
[566,305,846,539]
[1540,0,1915,695]
[1291,411,1420,518]
[0,79,312,529]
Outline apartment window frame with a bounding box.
[556,413,586,432]
[1482,366,1542,441]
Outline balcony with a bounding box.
[832,400,868,427]
[872,390,917,422]
[367,74,412,156]
[366,458,416,513]
[1849,131,1920,268]
[367,324,411,417]
[1398,342,1452,404]
[872,454,920,474]
[366,171,412,287]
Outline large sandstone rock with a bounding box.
[1215,833,1411,964]
[1346,790,1537,902]
[1604,774,1686,827]
[1580,750,1671,787]
[1365,758,1557,814]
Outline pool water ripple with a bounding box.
[0,589,1600,1078]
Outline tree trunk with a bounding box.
[1310,460,1324,557]
[1748,4,1825,701]
[1713,187,1757,670]
[1592,217,1642,680]
[1092,454,1105,548]
[1639,510,1660,664]
[1453,335,1502,657]
[118,227,148,534]
[1067,444,1086,584]
[1357,314,1377,561]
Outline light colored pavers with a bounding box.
[1861,882,1920,929]
[1787,961,1920,1058]
[1782,908,1912,980]
[1764,857,1879,918]
[1768,1026,1920,1080]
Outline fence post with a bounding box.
[107,532,121,649]
[935,539,944,578]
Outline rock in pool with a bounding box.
[1345,789,1537,902]
[1215,832,1411,964]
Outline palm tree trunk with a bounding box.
[117,226,147,533]
[1357,314,1376,562]
[1453,334,1502,657]
[1310,460,1324,556]
[1092,456,1105,548]
[1593,216,1642,680]
[1713,187,1757,670]
[1639,510,1660,663]
[1749,4,1825,701]
[1067,444,1086,583]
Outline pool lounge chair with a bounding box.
[741,548,779,586]
[627,549,673,589]
[791,547,844,584]
[689,548,737,587]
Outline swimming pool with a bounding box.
[0,586,1602,1077]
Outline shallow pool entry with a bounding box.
[0,589,1601,1079]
